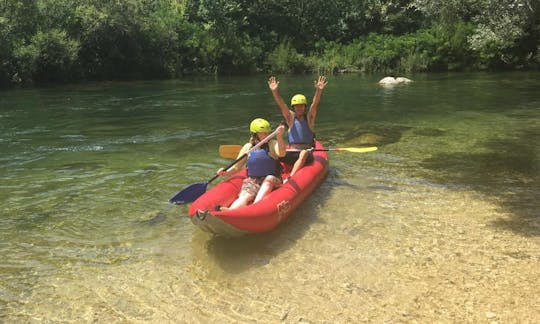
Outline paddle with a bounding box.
[219,145,243,159]
[304,147,377,153]
[169,128,281,205]
[218,145,377,158]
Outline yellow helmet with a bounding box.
[291,94,307,106]
[250,118,271,133]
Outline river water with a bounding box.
[1,73,539,322]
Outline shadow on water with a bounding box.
[421,128,539,237]
[190,180,333,274]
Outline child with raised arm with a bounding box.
[268,76,328,181]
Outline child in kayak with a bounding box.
[216,118,285,210]
[268,75,328,181]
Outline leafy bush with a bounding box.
[305,22,477,73]
[14,29,79,83]
[308,41,359,74]
[265,39,308,73]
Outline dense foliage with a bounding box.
[1,0,538,85]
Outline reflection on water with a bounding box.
[1,73,539,322]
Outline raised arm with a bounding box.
[307,76,328,129]
[268,76,294,127]
[270,125,286,157]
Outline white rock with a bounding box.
[378,76,413,85]
[395,77,412,83]
[378,76,397,84]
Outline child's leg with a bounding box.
[289,149,308,177]
[225,192,253,210]
[254,176,279,203]
[222,179,258,210]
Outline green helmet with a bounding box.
[250,118,271,133]
[291,94,307,106]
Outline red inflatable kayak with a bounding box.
[188,140,329,236]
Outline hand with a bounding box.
[217,168,227,176]
[314,76,328,90]
[268,76,279,91]
[276,124,285,136]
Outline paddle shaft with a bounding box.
[218,144,377,160]
[292,147,377,153]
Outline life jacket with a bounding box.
[288,117,315,145]
[246,144,280,177]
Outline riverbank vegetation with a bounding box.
[1,0,538,86]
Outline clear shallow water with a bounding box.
[1,73,539,322]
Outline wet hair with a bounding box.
[249,133,258,145]
[249,133,270,149]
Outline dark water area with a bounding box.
[1,73,539,322]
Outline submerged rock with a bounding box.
[355,132,384,145]
[342,126,410,148]
[140,211,166,225]
[413,128,447,137]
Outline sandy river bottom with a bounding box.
[6,172,539,323]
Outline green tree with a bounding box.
[15,29,79,82]
[1,0,538,86]
[414,0,540,68]
[193,0,263,73]
[0,0,40,84]
[469,0,540,68]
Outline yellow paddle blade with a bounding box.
[335,147,378,153]
[219,145,243,159]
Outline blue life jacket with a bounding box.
[247,145,279,177]
[288,118,315,145]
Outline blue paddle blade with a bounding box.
[169,182,208,204]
